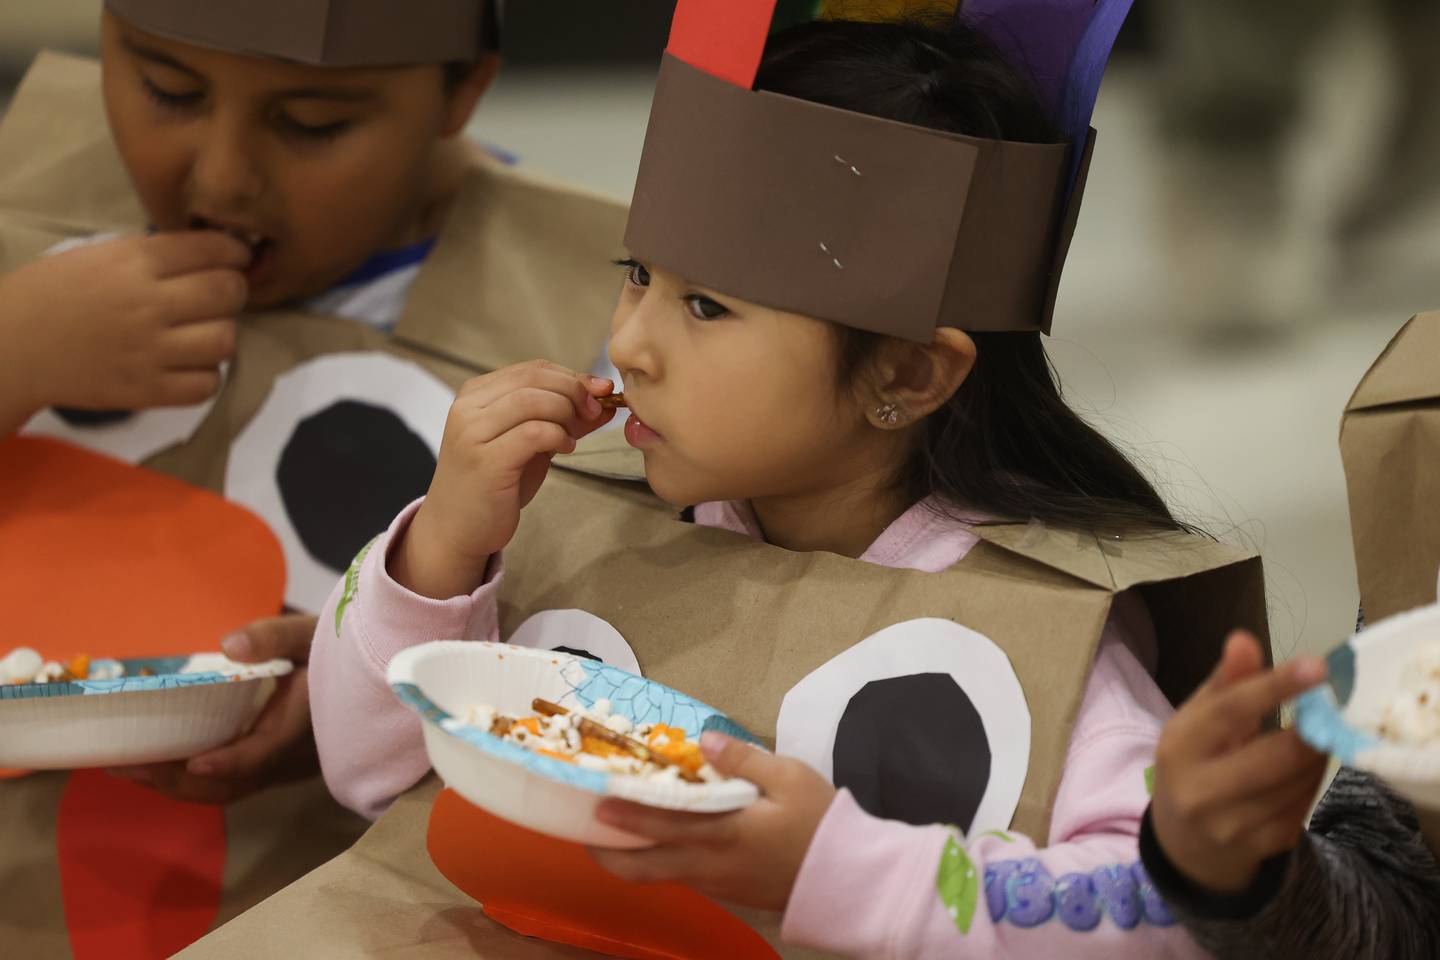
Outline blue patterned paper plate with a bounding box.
[0,654,292,769]
[387,641,761,847]
[0,655,291,701]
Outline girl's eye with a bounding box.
[683,295,728,321]
[277,115,353,143]
[614,258,651,288]
[142,75,203,112]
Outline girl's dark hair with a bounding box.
[755,18,1183,534]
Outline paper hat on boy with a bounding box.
[104,0,499,66]
[625,0,1134,340]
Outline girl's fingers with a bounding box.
[467,388,592,444]
[594,799,739,846]
[590,843,699,886]
[1232,773,1327,858]
[157,318,236,369]
[1199,728,1326,801]
[1193,755,1326,845]
[459,362,599,418]
[1187,656,1327,754]
[487,420,577,467]
[1215,631,1267,687]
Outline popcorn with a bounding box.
[1378,642,1440,742]
[464,698,712,783]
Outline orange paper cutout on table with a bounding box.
[428,788,780,960]
[0,436,287,959]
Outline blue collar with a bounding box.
[333,236,437,289]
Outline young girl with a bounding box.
[311,17,1224,957]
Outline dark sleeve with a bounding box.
[1140,767,1440,960]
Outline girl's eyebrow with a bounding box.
[121,34,201,78]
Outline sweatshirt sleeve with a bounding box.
[308,498,502,820]
[1140,766,1440,960]
[780,614,1209,959]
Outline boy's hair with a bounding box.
[757,18,1183,534]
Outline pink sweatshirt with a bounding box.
[310,497,1207,959]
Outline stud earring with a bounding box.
[875,403,900,426]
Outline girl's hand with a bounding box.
[589,734,837,911]
[1150,630,1329,894]
[392,362,615,599]
[0,233,249,423]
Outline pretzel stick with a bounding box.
[598,392,627,411]
[532,698,701,782]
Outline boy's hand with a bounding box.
[589,734,836,911]
[0,232,249,417]
[107,614,320,805]
[1150,631,1329,894]
[392,361,615,599]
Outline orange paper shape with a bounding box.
[0,436,286,663]
[58,770,227,960]
[428,789,780,960]
[0,436,287,958]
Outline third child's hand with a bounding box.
[393,361,615,599]
[0,232,249,416]
[1150,631,1329,894]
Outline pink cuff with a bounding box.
[352,499,504,667]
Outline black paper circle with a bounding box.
[276,400,435,573]
[832,673,992,831]
[51,407,135,426]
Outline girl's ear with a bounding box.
[440,56,501,138]
[867,327,976,428]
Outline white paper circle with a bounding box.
[507,609,642,676]
[24,369,224,465]
[225,352,453,613]
[776,617,1031,838]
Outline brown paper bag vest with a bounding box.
[1340,311,1440,623]
[178,434,1266,959]
[0,50,627,959]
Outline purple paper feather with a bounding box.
[959,0,1135,192]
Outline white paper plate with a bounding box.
[0,654,291,769]
[1297,602,1440,809]
[388,641,761,849]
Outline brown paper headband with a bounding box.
[624,54,1090,340]
[105,0,495,67]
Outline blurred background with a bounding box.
[4,1,1438,662]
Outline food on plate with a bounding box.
[1,648,125,684]
[459,697,719,783]
[1377,641,1440,742]
[1,648,260,686]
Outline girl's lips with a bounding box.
[623,412,662,449]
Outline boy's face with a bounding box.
[100,11,476,308]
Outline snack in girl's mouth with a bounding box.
[598,392,628,411]
[460,697,721,783]
[1377,642,1440,743]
